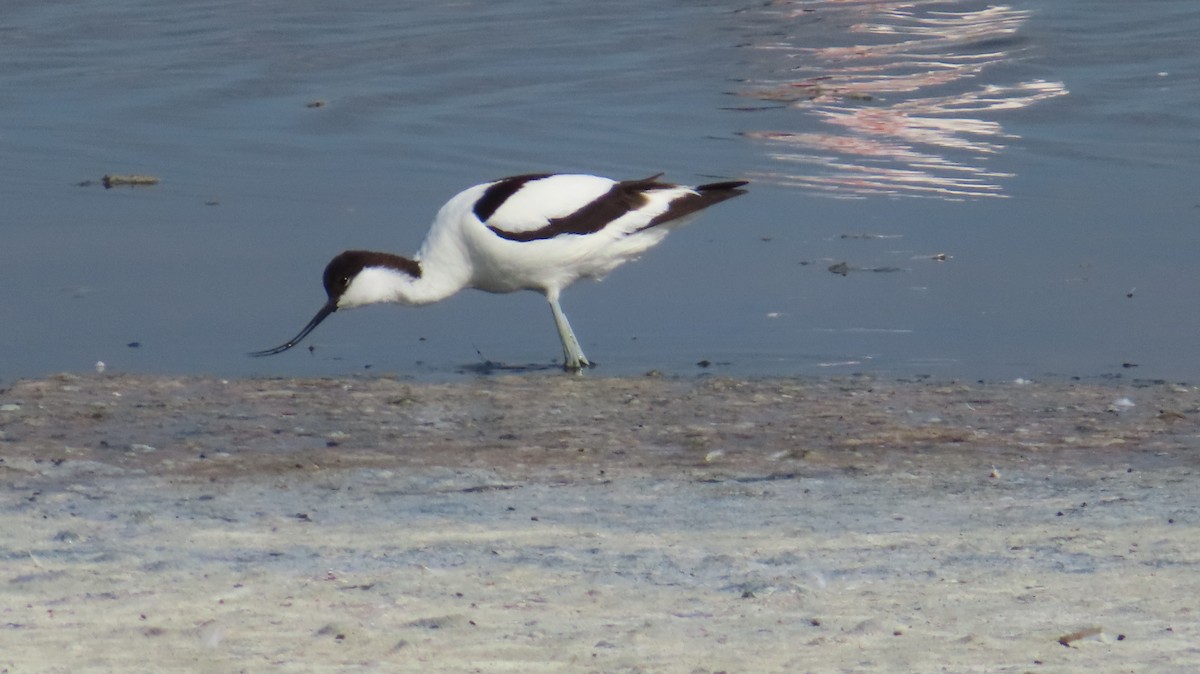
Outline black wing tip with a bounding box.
[696,179,750,193]
[629,175,749,196]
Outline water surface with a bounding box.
[2,0,1197,382]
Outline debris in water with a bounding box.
[102,174,160,189]
[828,262,904,276]
[839,233,901,240]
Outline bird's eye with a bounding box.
[341,276,349,287]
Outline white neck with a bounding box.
[339,260,467,309]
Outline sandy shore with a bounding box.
[2,373,1199,672]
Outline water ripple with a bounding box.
[736,1,1067,199]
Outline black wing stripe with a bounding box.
[473,173,553,222]
[487,174,674,243]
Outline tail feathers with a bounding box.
[638,178,749,231]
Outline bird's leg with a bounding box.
[546,291,591,372]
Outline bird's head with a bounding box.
[249,250,420,357]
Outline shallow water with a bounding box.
[2,0,1198,383]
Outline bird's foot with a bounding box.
[562,356,594,373]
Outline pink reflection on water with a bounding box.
[739,2,1067,198]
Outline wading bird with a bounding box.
[251,173,748,371]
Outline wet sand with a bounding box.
[2,373,1199,672]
